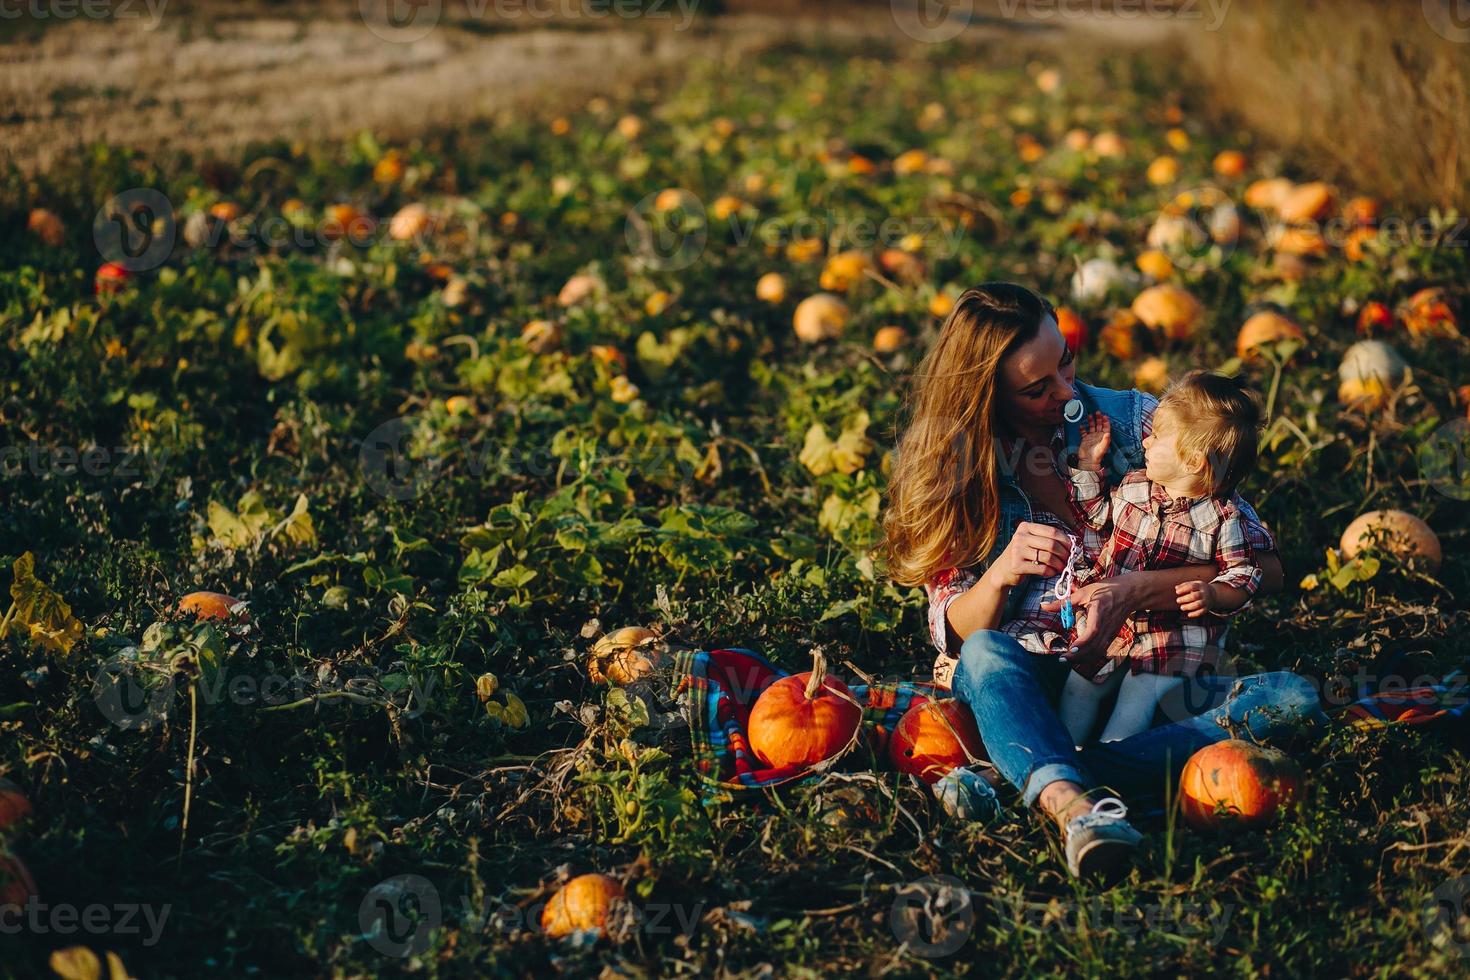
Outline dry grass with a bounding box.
[0,1,973,176]
[0,13,746,176]
[1175,0,1470,212]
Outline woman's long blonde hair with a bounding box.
[878,282,1056,588]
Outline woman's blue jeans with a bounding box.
[950,630,1328,809]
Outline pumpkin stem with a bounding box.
[804,647,828,700]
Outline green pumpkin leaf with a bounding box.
[1329,564,1358,592]
[273,493,317,547]
[491,565,537,590]
[5,552,84,657]
[799,424,836,476]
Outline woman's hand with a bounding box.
[1041,576,1138,661]
[991,521,1074,587]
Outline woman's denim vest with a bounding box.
[989,381,1152,622]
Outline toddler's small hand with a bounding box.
[1175,580,1215,618]
[1076,411,1111,471]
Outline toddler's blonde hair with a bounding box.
[1156,370,1262,498]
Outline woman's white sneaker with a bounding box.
[1062,796,1142,884]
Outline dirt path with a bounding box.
[0,1,1179,175]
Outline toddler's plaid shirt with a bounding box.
[1065,468,1261,683]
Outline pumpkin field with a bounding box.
[3,7,1470,977]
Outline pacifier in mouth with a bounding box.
[1062,398,1084,423]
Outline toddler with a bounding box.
[1057,370,1265,746]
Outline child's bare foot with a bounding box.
[1076,412,1111,471]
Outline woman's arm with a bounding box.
[937,521,1077,653]
[1257,551,1284,594]
[943,562,1016,648]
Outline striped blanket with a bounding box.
[1328,668,1468,730]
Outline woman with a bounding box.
[880,282,1324,882]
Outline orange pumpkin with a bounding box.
[0,779,32,832]
[747,650,861,769]
[389,203,431,241]
[1355,301,1394,336]
[1180,739,1304,831]
[1235,311,1304,360]
[873,326,908,354]
[1055,307,1088,352]
[755,272,787,304]
[877,248,925,283]
[27,208,65,246]
[1133,356,1170,393]
[1244,177,1293,212]
[373,151,406,185]
[1343,226,1378,263]
[1398,287,1459,339]
[1339,510,1441,573]
[177,591,247,622]
[819,250,873,293]
[1098,309,1140,360]
[793,293,850,344]
[0,853,37,909]
[1341,196,1381,227]
[1131,284,1204,343]
[178,591,247,622]
[95,262,131,295]
[321,204,370,242]
[1270,225,1328,258]
[1211,149,1248,179]
[1135,250,1174,282]
[1278,181,1334,224]
[888,699,986,784]
[541,873,626,939]
[1145,155,1180,186]
[1090,131,1126,158]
